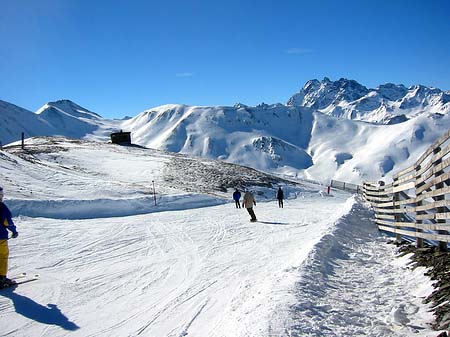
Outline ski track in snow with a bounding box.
[0,195,440,336]
[1,193,354,337]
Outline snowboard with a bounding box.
[0,273,39,290]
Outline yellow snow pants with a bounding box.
[0,240,8,276]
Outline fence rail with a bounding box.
[330,180,363,194]
[363,129,450,249]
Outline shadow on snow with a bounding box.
[1,287,79,331]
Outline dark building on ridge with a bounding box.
[110,130,132,145]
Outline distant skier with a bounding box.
[233,189,241,208]
[277,187,284,208]
[0,187,19,287]
[242,190,257,222]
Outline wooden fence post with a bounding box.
[392,178,402,242]
[433,147,448,252]
[415,164,424,248]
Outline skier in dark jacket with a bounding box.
[0,187,19,287]
[277,187,284,208]
[233,189,241,208]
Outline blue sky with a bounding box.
[1,0,449,119]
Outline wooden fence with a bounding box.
[363,129,450,250]
[330,180,363,194]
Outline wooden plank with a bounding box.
[415,200,450,212]
[375,214,395,220]
[393,181,415,193]
[416,171,450,195]
[375,219,396,226]
[378,225,450,242]
[364,190,390,197]
[374,206,413,214]
[373,208,396,214]
[378,201,395,207]
[376,220,416,228]
[366,195,393,202]
[394,174,416,187]
[416,212,450,220]
[393,199,416,206]
[415,147,436,169]
[376,220,450,230]
[415,159,434,178]
[416,168,435,186]
[415,185,450,202]
[394,165,415,179]
[416,157,450,185]
[415,223,450,231]
[432,143,450,164]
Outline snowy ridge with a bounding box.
[288,77,450,124]
[0,99,121,145]
[0,100,55,145]
[121,103,314,177]
[2,77,450,184]
[7,194,226,220]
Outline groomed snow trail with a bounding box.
[1,193,352,337]
[272,200,437,337]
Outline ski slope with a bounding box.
[0,195,439,337]
[2,194,350,336]
[0,138,441,336]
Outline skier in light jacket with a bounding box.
[0,187,19,287]
[242,190,257,222]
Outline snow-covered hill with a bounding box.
[287,77,450,124]
[1,137,304,218]
[122,102,450,184]
[0,99,121,145]
[0,100,55,146]
[121,103,315,177]
[2,77,450,184]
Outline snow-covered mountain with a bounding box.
[0,100,55,145]
[0,99,121,145]
[2,77,450,184]
[121,103,314,177]
[287,77,450,124]
[122,102,450,184]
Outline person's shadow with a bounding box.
[1,286,79,331]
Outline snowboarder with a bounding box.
[232,189,241,208]
[0,187,19,287]
[277,187,284,208]
[242,190,257,222]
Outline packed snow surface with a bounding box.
[0,138,441,336]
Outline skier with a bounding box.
[232,189,241,208]
[242,190,257,222]
[0,187,19,287]
[277,187,284,208]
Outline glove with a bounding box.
[11,232,18,239]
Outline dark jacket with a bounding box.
[277,188,284,200]
[0,202,17,240]
[233,191,241,201]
